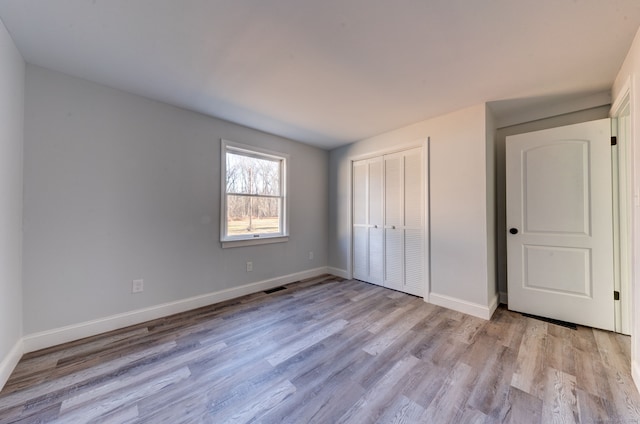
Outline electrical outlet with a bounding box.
[246,261,253,272]
[308,251,314,260]
[132,279,144,293]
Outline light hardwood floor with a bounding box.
[1,275,640,423]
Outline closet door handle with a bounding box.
[374,225,378,228]
[391,225,396,229]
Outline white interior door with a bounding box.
[506,118,615,331]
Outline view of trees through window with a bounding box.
[226,151,282,236]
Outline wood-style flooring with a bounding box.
[1,275,639,423]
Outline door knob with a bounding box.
[509,228,518,234]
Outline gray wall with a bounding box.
[23,65,328,334]
[329,104,497,310]
[0,20,24,370]
[494,105,611,299]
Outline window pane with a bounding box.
[226,195,281,236]
[226,152,280,196]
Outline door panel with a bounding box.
[352,161,367,226]
[523,245,591,295]
[369,158,384,227]
[506,118,614,331]
[384,228,403,291]
[385,153,403,227]
[404,149,423,228]
[353,226,368,281]
[523,142,589,234]
[369,227,384,286]
[368,157,384,285]
[404,228,424,296]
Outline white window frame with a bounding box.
[221,139,289,248]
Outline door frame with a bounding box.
[347,138,430,299]
[611,79,633,334]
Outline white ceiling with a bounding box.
[0,1,639,150]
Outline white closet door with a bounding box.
[352,146,424,296]
[384,152,404,291]
[403,148,424,296]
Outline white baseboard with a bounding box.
[488,293,499,319]
[22,267,329,353]
[327,267,349,279]
[499,291,508,305]
[633,360,640,395]
[0,339,24,391]
[428,292,498,320]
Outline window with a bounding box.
[221,140,288,247]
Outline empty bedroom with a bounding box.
[2,1,640,423]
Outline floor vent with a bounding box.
[264,286,287,294]
[521,313,577,330]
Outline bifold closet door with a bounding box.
[384,148,424,296]
[353,147,425,296]
[352,157,383,286]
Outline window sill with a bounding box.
[221,236,289,249]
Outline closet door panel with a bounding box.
[353,226,368,280]
[385,228,403,291]
[385,153,403,227]
[367,157,384,285]
[353,160,368,226]
[405,228,424,296]
[368,158,384,227]
[404,148,423,228]
[369,227,384,285]
[353,159,369,282]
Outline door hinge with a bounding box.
[611,136,617,146]
[614,290,620,300]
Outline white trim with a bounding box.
[22,267,328,353]
[611,78,631,117]
[222,236,289,249]
[488,293,499,318]
[634,359,640,395]
[0,339,23,391]
[610,83,633,335]
[349,139,428,163]
[499,291,508,305]
[220,139,290,245]
[495,90,611,129]
[424,138,431,300]
[346,153,353,280]
[327,267,349,279]
[428,292,498,320]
